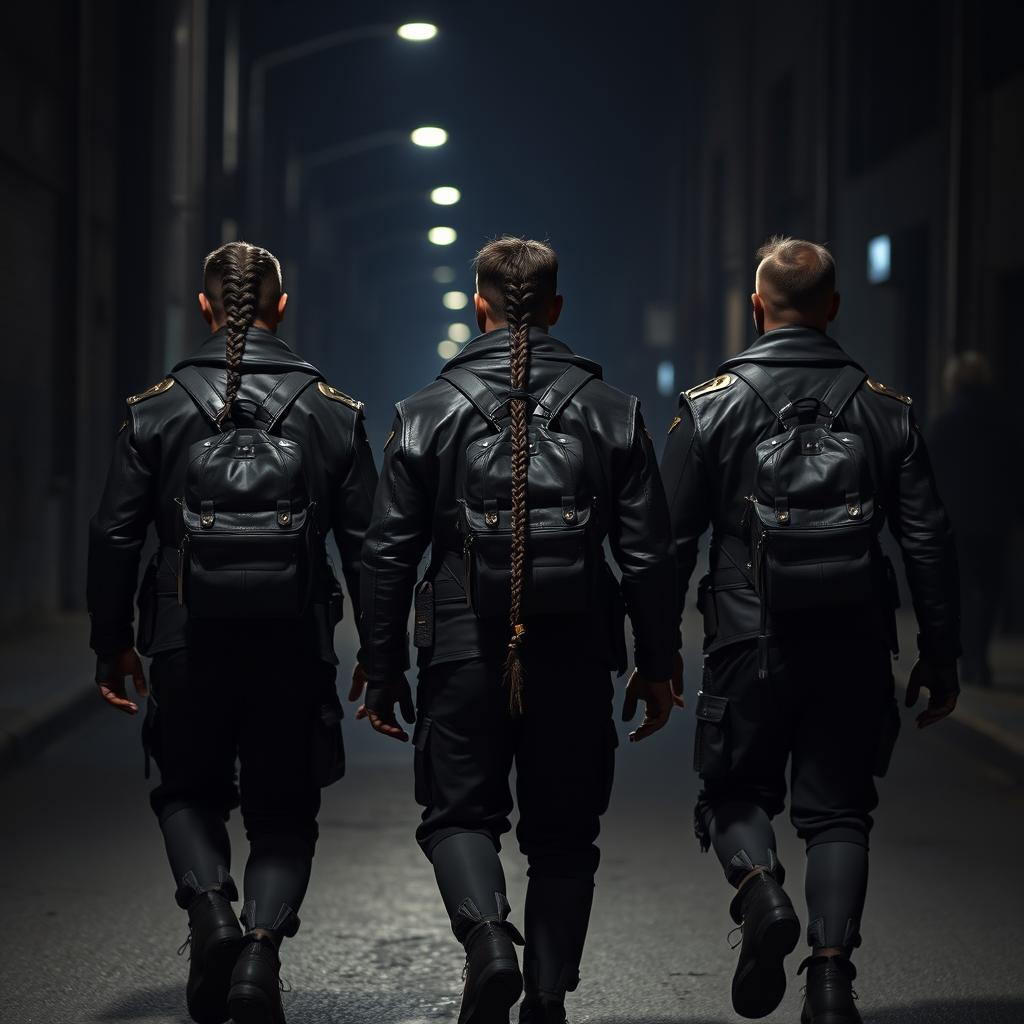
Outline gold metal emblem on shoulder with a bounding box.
[668,415,682,434]
[126,377,175,405]
[685,373,735,400]
[318,381,365,412]
[866,378,912,405]
[383,429,395,450]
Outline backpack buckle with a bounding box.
[774,497,790,524]
[200,501,215,528]
[483,499,499,528]
[277,500,292,527]
[562,497,577,524]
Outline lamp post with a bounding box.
[246,22,438,232]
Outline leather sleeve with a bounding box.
[359,409,433,682]
[330,412,379,648]
[660,400,713,650]
[607,404,677,680]
[885,408,961,661]
[86,412,157,656]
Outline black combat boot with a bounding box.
[456,896,525,1024]
[519,994,567,1024]
[227,936,286,1024]
[180,888,245,1024]
[729,867,801,1019]
[799,954,861,1024]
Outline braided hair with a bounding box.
[202,241,283,426]
[474,237,559,714]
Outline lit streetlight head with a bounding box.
[411,126,447,148]
[397,22,438,41]
[442,290,469,310]
[431,186,461,206]
[433,266,456,284]
[428,226,457,246]
[448,323,471,344]
[437,340,460,360]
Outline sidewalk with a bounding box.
[0,614,100,773]
[1,611,1023,775]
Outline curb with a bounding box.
[0,684,102,776]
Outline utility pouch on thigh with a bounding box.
[312,698,346,787]
[414,581,435,649]
[872,697,901,778]
[693,688,730,778]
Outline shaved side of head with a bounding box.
[755,236,836,320]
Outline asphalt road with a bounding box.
[2,622,1023,1024]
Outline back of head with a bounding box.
[202,241,282,424]
[472,236,558,714]
[943,349,992,401]
[755,236,836,324]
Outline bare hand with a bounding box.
[355,675,416,743]
[348,662,369,703]
[96,649,148,715]
[622,671,673,742]
[671,651,685,709]
[905,659,959,729]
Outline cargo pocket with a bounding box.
[412,715,433,807]
[693,689,730,779]
[311,697,346,787]
[596,719,620,815]
[141,693,162,781]
[872,697,901,778]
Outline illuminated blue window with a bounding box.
[867,234,891,284]
[657,361,676,397]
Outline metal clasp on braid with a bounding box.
[508,623,526,651]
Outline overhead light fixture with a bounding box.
[411,126,448,148]
[437,340,460,359]
[428,226,457,246]
[443,290,469,310]
[397,23,438,41]
[867,234,891,284]
[433,266,456,284]
[430,186,461,206]
[448,323,471,343]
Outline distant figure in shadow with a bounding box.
[929,351,1020,687]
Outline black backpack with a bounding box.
[171,366,321,620]
[733,362,878,675]
[441,364,598,618]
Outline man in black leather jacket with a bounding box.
[661,238,960,1024]
[357,237,678,1024]
[87,242,377,1024]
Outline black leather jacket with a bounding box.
[360,327,677,685]
[87,328,378,664]
[661,326,960,662]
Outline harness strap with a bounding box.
[731,363,798,425]
[172,367,318,431]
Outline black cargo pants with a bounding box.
[413,644,618,880]
[693,620,900,852]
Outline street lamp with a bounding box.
[428,226,457,246]
[397,23,438,41]
[430,186,461,206]
[437,340,460,359]
[448,323,472,343]
[247,21,439,231]
[411,126,448,148]
[443,290,469,310]
[433,266,457,283]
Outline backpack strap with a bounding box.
[171,365,226,427]
[257,371,319,429]
[730,363,798,426]
[819,365,867,424]
[532,365,595,427]
[439,367,509,429]
[172,366,318,431]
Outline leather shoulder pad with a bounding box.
[126,377,175,405]
[684,372,735,400]
[866,378,912,405]
[318,381,364,413]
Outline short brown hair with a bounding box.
[755,236,836,314]
[474,236,558,322]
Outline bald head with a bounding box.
[752,236,839,333]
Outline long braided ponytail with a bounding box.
[474,237,559,715]
[202,241,282,427]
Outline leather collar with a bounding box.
[441,327,604,379]
[718,326,865,371]
[172,327,321,375]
